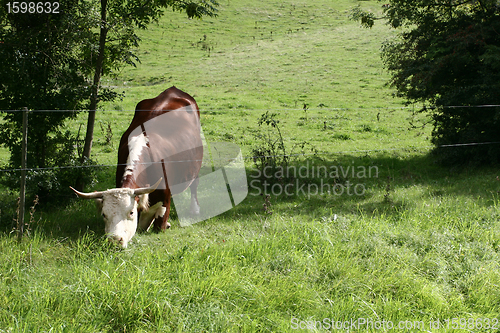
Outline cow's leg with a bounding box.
[153,190,171,231]
[138,201,164,232]
[189,177,200,215]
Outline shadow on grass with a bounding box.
[237,150,500,222]
[4,150,499,240]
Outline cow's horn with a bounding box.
[69,186,104,199]
[134,177,163,195]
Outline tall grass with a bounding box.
[3,176,500,331]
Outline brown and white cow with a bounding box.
[71,86,203,248]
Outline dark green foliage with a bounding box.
[0,0,97,201]
[350,5,377,28]
[431,106,500,165]
[0,0,92,111]
[1,128,100,204]
[354,0,500,164]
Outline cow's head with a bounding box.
[70,178,162,248]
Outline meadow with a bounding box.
[1,0,500,331]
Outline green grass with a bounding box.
[103,0,402,111]
[2,0,500,332]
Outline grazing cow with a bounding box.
[71,86,203,248]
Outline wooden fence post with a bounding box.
[18,107,28,241]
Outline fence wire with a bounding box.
[1,141,499,174]
[1,104,500,113]
[0,106,499,173]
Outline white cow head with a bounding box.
[70,178,161,248]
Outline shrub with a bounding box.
[1,130,100,205]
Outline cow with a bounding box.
[71,86,203,248]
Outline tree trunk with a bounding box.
[78,0,108,190]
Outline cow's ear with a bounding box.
[95,198,103,214]
[136,193,149,211]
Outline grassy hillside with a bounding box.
[75,0,424,166]
[102,0,401,110]
[1,0,500,332]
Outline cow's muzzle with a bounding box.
[108,235,126,248]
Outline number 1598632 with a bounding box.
[7,2,59,14]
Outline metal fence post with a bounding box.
[18,107,28,241]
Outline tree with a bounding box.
[0,0,98,202]
[80,0,219,170]
[352,0,500,164]
[0,0,90,162]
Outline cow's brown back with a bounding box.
[116,86,200,188]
